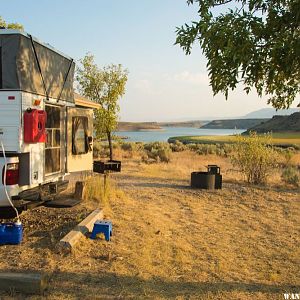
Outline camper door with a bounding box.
[45,104,65,177]
[67,107,93,173]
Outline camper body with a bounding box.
[0,30,98,218]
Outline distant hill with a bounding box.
[242,108,299,119]
[245,112,300,133]
[201,118,269,130]
[117,122,162,131]
[117,120,207,131]
[159,120,206,128]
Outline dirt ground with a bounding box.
[0,151,299,299]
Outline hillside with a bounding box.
[243,108,299,118]
[245,112,300,133]
[159,120,206,128]
[117,122,162,131]
[117,120,207,131]
[201,118,269,129]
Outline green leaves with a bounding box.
[231,132,278,184]
[176,0,300,108]
[76,54,129,138]
[0,16,24,30]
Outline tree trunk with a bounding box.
[107,131,113,160]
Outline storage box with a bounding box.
[0,223,23,245]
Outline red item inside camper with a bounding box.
[24,109,47,143]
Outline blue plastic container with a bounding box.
[0,223,23,245]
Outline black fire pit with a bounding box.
[191,165,222,190]
[93,160,121,174]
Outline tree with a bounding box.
[0,16,24,30]
[77,54,128,160]
[175,0,300,109]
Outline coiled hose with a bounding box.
[0,140,20,223]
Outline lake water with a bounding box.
[115,127,245,142]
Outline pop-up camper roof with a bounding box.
[0,29,75,102]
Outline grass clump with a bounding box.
[231,132,278,185]
[83,175,110,206]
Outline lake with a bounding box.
[115,127,245,142]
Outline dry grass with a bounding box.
[0,151,299,299]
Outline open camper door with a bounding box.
[66,107,93,173]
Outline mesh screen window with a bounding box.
[72,116,88,155]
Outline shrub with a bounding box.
[216,146,226,157]
[93,141,101,158]
[186,143,198,152]
[143,142,172,163]
[281,167,299,187]
[170,140,187,152]
[231,132,278,184]
[282,148,295,166]
[93,141,110,158]
[112,142,120,150]
[195,144,217,155]
[121,142,135,152]
[222,143,235,157]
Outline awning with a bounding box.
[74,93,101,109]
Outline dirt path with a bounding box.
[0,154,299,299]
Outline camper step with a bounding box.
[15,180,69,201]
[44,198,80,208]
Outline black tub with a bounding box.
[191,172,216,190]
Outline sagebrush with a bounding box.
[231,132,278,184]
[281,166,299,187]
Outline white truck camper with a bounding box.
[0,29,100,218]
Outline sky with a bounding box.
[1,0,298,121]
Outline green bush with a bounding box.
[170,140,187,152]
[112,142,120,150]
[93,141,110,158]
[144,142,172,163]
[185,143,233,157]
[186,143,198,152]
[282,148,296,166]
[222,143,235,157]
[231,132,278,184]
[281,166,299,187]
[121,142,136,152]
[216,146,226,157]
[195,144,217,155]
